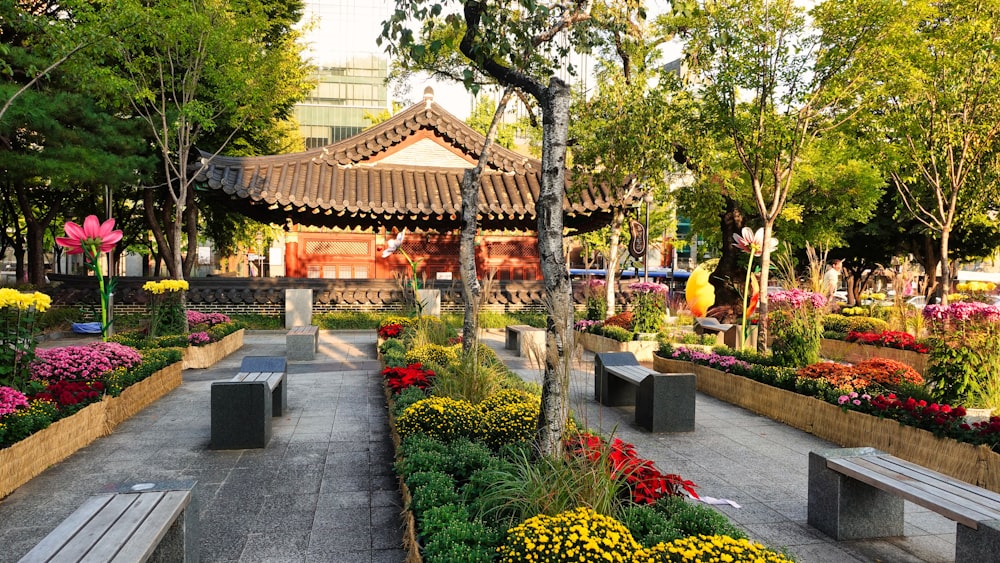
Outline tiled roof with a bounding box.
[194,95,622,233]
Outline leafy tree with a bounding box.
[858,0,1000,303]
[466,94,517,149]
[571,39,690,317]
[107,0,310,280]
[674,0,893,348]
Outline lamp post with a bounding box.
[643,191,654,283]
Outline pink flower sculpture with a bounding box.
[56,215,123,256]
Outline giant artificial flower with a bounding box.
[381,230,405,258]
[733,227,778,256]
[56,215,123,257]
[685,264,715,317]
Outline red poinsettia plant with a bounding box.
[566,433,698,504]
[30,380,105,409]
[846,330,929,353]
[382,363,435,393]
[377,323,403,340]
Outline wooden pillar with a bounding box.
[284,231,301,278]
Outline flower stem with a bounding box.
[742,253,754,349]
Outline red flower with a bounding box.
[381,363,435,392]
[377,323,403,339]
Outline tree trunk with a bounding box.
[604,208,626,317]
[709,195,745,310]
[460,168,483,354]
[13,182,57,286]
[182,189,198,277]
[144,189,176,279]
[534,77,573,459]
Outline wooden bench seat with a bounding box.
[287,325,318,361]
[594,352,695,433]
[211,356,287,449]
[19,484,197,563]
[808,447,1000,561]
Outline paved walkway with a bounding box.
[0,329,957,562]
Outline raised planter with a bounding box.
[576,331,659,363]
[653,355,1000,493]
[0,362,182,499]
[182,328,244,369]
[820,338,928,375]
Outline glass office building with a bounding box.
[294,1,392,147]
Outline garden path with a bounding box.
[0,330,402,563]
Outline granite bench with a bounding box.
[18,482,198,563]
[808,447,1000,561]
[211,356,287,449]
[505,324,545,358]
[594,352,695,432]
[694,316,739,348]
[287,325,318,360]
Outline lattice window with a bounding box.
[307,266,321,278]
[405,240,457,256]
[489,242,539,258]
[306,240,370,256]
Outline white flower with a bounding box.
[732,227,778,256]
[381,230,405,258]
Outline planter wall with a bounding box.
[0,363,182,499]
[820,338,928,375]
[576,331,659,363]
[653,355,1000,493]
[182,329,244,370]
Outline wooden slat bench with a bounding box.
[211,356,287,449]
[19,483,197,563]
[808,447,1000,561]
[286,325,318,361]
[504,324,545,359]
[694,316,739,348]
[593,352,695,432]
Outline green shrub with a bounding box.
[406,471,459,520]
[392,386,431,418]
[430,351,505,404]
[847,316,891,334]
[0,399,58,447]
[206,321,244,340]
[228,314,283,329]
[103,347,183,396]
[379,338,405,357]
[652,495,746,540]
[441,438,497,482]
[768,309,822,368]
[619,504,685,547]
[396,434,451,476]
[421,504,499,563]
[314,311,388,329]
[396,396,478,443]
[821,314,851,334]
[476,311,546,329]
[598,325,633,342]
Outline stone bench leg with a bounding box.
[807,449,904,539]
[211,382,272,449]
[505,329,518,350]
[957,519,1000,561]
[287,331,317,361]
[594,352,638,407]
[637,373,695,432]
[272,376,287,417]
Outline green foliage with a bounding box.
[315,311,389,329]
[768,309,822,368]
[104,348,183,396]
[406,471,459,521]
[652,495,746,541]
[0,299,44,389]
[420,504,499,563]
[430,349,506,404]
[0,399,59,447]
[597,325,634,342]
[407,316,457,348]
[228,314,283,330]
[472,311,546,329]
[586,296,608,322]
[391,386,428,419]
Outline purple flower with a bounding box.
[628,282,668,295]
[0,386,29,416]
[769,289,826,309]
[188,332,212,346]
[31,342,142,382]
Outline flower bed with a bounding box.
[0,361,182,498]
[181,328,244,369]
[575,330,660,362]
[653,355,1000,492]
[820,338,928,375]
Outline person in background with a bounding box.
[824,259,843,295]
